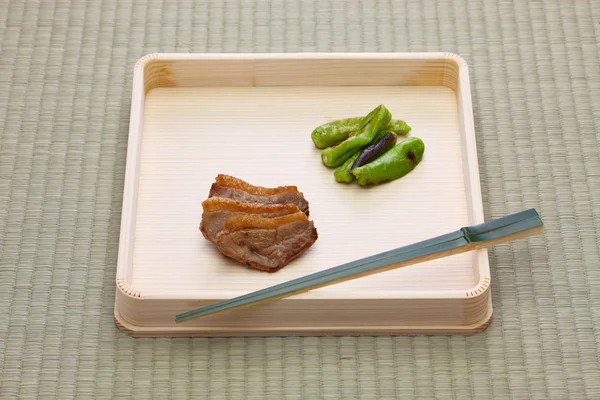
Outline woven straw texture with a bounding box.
[1,0,600,398]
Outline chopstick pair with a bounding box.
[176,208,543,323]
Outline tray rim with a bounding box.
[114,302,493,337]
[116,51,490,304]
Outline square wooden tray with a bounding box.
[114,52,492,337]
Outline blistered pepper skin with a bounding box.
[311,117,363,149]
[386,119,412,136]
[350,132,397,172]
[333,152,360,183]
[352,137,425,186]
[311,117,411,149]
[321,105,392,168]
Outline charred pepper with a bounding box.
[311,117,411,149]
[333,152,360,183]
[350,132,397,172]
[352,137,425,186]
[321,105,392,167]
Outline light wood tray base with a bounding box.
[115,302,493,337]
[115,53,490,337]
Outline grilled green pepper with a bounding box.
[386,119,412,136]
[321,105,392,167]
[350,132,397,172]
[334,130,397,183]
[311,117,363,149]
[333,151,360,183]
[352,137,425,186]
[311,117,411,149]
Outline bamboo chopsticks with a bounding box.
[176,208,543,323]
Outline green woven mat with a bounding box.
[1,0,600,398]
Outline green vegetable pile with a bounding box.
[311,105,425,186]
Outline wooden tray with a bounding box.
[114,52,491,337]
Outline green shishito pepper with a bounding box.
[321,105,392,167]
[386,119,412,136]
[352,137,425,186]
[333,151,360,183]
[311,117,362,149]
[311,116,411,149]
[333,130,397,183]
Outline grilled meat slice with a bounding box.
[200,197,300,244]
[214,212,318,272]
[208,174,310,216]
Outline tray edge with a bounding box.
[114,293,493,337]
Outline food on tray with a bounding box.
[311,117,363,149]
[311,117,411,149]
[352,137,425,186]
[200,198,300,244]
[333,151,361,183]
[350,131,398,172]
[209,174,310,216]
[386,119,412,135]
[200,175,317,272]
[321,105,392,167]
[312,104,425,186]
[213,212,318,273]
[334,131,399,183]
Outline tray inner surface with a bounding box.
[132,86,477,298]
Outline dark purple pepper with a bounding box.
[350,132,397,172]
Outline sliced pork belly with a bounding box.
[213,212,318,272]
[200,197,300,244]
[208,174,310,216]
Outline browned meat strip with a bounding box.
[208,174,310,216]
[200,197,300,244]
[213,212,318,272]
